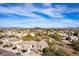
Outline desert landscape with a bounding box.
[0,28,79,56]
[0,3,79,56]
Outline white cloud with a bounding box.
[0,18,79,28]
[0,3,79,28]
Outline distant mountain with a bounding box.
[0,27,79,29]
[75,27,79,29]
[64,27,79,29]
[33,27,42,29]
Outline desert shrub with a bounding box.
[55,48,69,56]
[34,35,41,42]
[41,35,50,39]
[22,34,34,41]
[42,47,69,56]
[66,37,71,40]
[0,41,3,44]
[71,40,79,51]
[12,47,17,50]
[73,32,78,36]
[3,44,13,48]
[9,35,18,38]
[42,47,56,56]
[0,30,3,33]
[21,49,27,53]
[53,32,61,41]
[34,38,41,42]
[36,32,43,36]
[16,52,21,56]
[47,41,54,48]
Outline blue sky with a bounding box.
[0,3,79,28]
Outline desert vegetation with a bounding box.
[0,28,79,56]
[42,47,69,56]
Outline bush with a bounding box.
[12,47,17,50]
[71,40,79,51]
[73,32,78,36]
[41,35,50,39]
[21,49,27,53]
[34,35,41,42]
[3,44,13,48]
[9,35,17,38]
[22,34,34,41]
[42,47,69,56]
[55,48,69,56]
[46,40,55,48]
[53,32,61,41]
[16,52,21,56]
[35,38,41,42]
[0,30,3,33]
[0,41,3,44]
[42,47,56,56]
